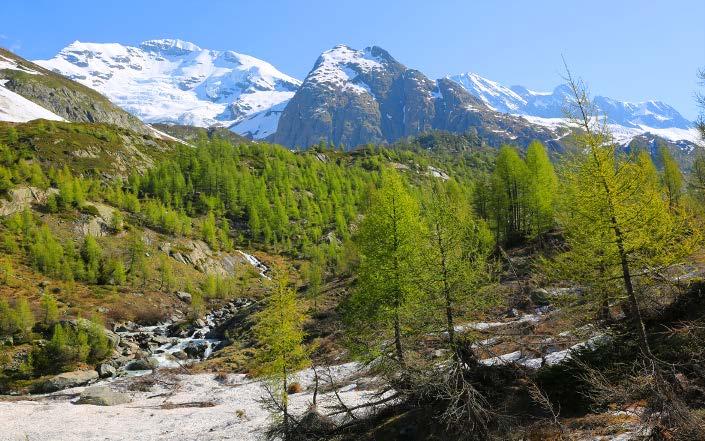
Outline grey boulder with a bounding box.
[35,370,99,393]
[125,357,159,371]
[76,386,132,406]
[175,291,192,304]
[97,363,117,378]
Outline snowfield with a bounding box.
[35,39,301,138]
[0,363,388,441]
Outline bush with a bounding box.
[80,204,101,217]
[31,320,112,375]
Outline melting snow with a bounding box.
[0,86,65,122]
[0,362,388,441]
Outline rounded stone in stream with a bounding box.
[173,350,188,360]
[125,357,159,371]
[97,363,117,378]
[184,341,209,359]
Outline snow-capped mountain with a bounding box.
[272,45,557,149]
[36,39,301,139]
[449,73,697,143]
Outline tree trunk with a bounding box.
[393,312,404,365]
[283,366,289,441]
[613,221,653,358]
[436,222,455,348]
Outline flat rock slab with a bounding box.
[76,386,132,406]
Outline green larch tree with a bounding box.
[347,170,424,365]
[490,146,530,243]
[525,140,557,237]
[659,146,683,209]
[254,267,309,440]
[422,180,494,351]
[555,70,699,357]
[39,293,59,326]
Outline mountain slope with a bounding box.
[36,39,301,139]
[0,47,149,134]
[271,45,557,150]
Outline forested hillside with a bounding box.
[1,75,705,440]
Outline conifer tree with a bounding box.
[490,146,530,243]
[0,298,16,337]
[254,267,309,440]
[14,296,34,340]
[555,71,699,356]
[525,140,557,237]
[348,170,424,365]
[39,293,59,326]
[29,225,64,278]
[81,235,102,284]
[659,146,683,209]
[159,254,175,292]
[304,248,324,312]
[0,259,14,285]
[422,180,494,351]
[202,211,218,250]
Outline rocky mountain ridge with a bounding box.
[16,40,703,151]
[271,45,559,149]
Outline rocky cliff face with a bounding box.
[0,48,150,134]
[271,45,558,150]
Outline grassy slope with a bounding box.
[0,120,179,176]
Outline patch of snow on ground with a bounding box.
[0,55,40,75]
[0,85,65,122]
[1,363,387,441]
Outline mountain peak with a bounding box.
[139,38,201,54]
[304,44,391,94]
[448,72,526,112]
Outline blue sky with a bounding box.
[4,0,704,119]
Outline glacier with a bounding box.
[35,39,301,139]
